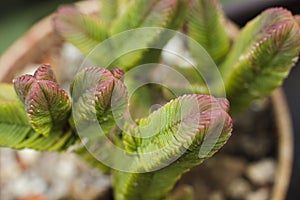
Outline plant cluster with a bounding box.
[1,0,300,199]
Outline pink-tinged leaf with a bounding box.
[106,78,128,121]
[13,75,35,104]
[70,67,113,102]
[34,64,57,82]
[0,84,76,152]
[221,8,296,77]
[95,79,115,115]
[71,67,114,123]
[142,0,178,27]
[71,67,128,137]
[95,78,128,133]
[216,97,230,112]
[13,64,71,136]
[54,5,108,55]
[221,8,300,112]
[26,80,71,136]
[111,68,124,80]
[118,94,232,200]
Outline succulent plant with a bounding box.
[0,0,300,200]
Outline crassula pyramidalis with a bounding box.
[0,0,300,200]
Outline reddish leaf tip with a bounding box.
[217,98,230,112]
[111,68,124,80]
[34,64,57,82]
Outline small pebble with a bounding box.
[246,188,269,200]
[246,159,276,186]
[209,191,225,200]
[17,149,40,168]
[17,194,46,200]
[226,178,251,199]
[0,148,22,180]
[7,172,47,198]
[70,172,111,200]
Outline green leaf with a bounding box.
[112,0,189,70]
[114,94,232,200]
[54,6,109,55]
[100,0,118,25]
[54,1,188,70]
[220,8,300,112]
[117,0,135,16]
[95,79,115,116]
[71,67,113,101]
[16,129,77,152]
[187,0,230,64]
[111,0,176,34]
[160,66,209,100]
[13,74,35,103]
[0,84,32,147]
[95,77,128,134]
[0,84,76,152]
[71,67,128,137]
[14,64,71,136]
[25,81,71,136]
[71,67,128,172]
[71,67,115,124]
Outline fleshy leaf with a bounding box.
[100,0,118,25]
[111,0,189,70]
[187,0,230,64]
[0,84,31,148]
[71,67,114,124]
[54,6,108,55]
[71,67,128,136]
[111,67,124,79]
[26,80,71,136]
[0,84,76,152]
[13,65,71,136]
[71,67,113,102]
[95,79,115,116]
[111,0,188,33]
[115,94,232,200]
[220,8,300,112]
[71,67,128,172]
[13,75,35,103]
[34,63,57,81]
[54,1,188,70]
[117,0,135,16]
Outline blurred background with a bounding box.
[0,0,299,199]
[0,0,75,54]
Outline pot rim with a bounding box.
[270,88,294,200]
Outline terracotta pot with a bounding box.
[0,1,293,199]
